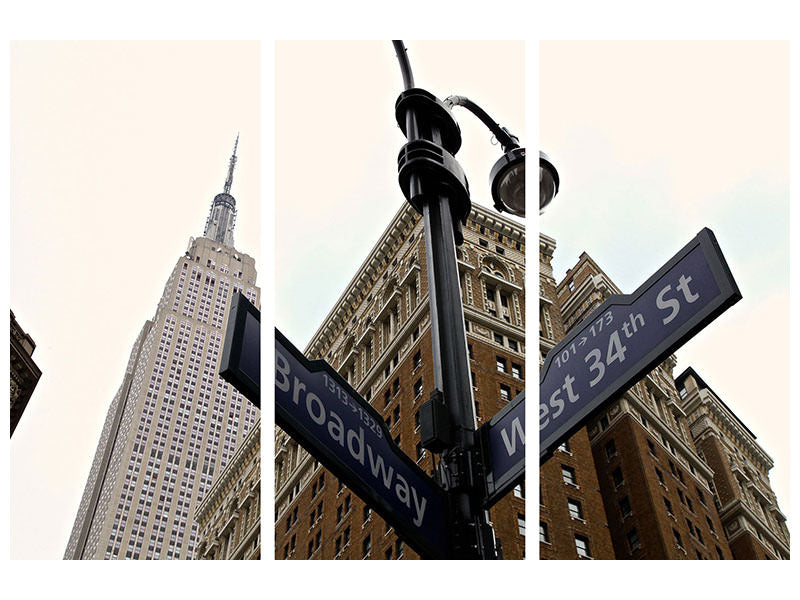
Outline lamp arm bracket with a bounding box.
[444,95,519,152]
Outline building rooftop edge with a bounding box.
[675,367,757,441]
[303,201,524,356]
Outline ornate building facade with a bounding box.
[276,203,526,559]
[676,368,790,559]
[10,310,42,436]
[195,419,261,560]
[64,141,260,559]
[540,233,789,560]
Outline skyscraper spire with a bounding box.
[203,136,239,247]
[223,133,239,194]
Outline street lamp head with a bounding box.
[490,146,526,217]
[539,151,559,213]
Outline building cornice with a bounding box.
[306,203,524,359]
[718,498,790,557]
[683,387,773,472]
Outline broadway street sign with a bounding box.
[275,328,450,559]
[220,293,260,408]
[479,390,524,508]
[540,228,741,461]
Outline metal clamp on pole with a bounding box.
[419,389,452,453]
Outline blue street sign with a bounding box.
[275,329,450,559]
[540,228,741,461]
[479,390,524,508]
[220,293,260,408]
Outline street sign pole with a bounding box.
[540,228,741,461]
[393,41,497,560]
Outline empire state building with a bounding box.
[65,139,260,559]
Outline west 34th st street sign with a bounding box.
[540,228,741,461]
[275,329,450,560]
[479,390,525,508]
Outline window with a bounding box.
[558,440,571,453]
[561,465,577,486]
[647,440,657,456]
[413,351,421,369]
[540,522,550,543]
[395,539,403,558]
[392,378,400,396]
[496,356,507,373]
[413,378,423,398]
[656,468,665,486]
[605,439,617,460]
[599,415,609,430]
[706,516,716,534]
[673,528,684,550]
[385,547,393,560]
[517,513,526,535]
[568,499,583,520]
[468,344,474,360]
[697,487,707,506]
[508,339,519,352]
[511,362,522,378]
[362,535,371,559]
[716,545,724,560]
[620,496,632,519]
[363,506,371,524]
[627,529,641,552]
[500,384,511,402]
[575,535,591,558]
[493,332,503,345]
[384,389,391,407]
[664,497,674,516]
[393,405,401,424]
[612,467,624,487]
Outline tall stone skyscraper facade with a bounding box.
[65,141,260,560]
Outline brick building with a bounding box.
[10,310,42,436]
[676,368,790,559]
[276,203,526,559]
[539,235,614,560]
[540,234,789,560]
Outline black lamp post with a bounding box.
[392,40,526,560]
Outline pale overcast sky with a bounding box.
[275,41,524,351]
[541,41,791,524]
[9,41,260,559]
